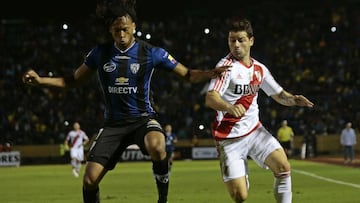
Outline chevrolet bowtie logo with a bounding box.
[115,77,129,85]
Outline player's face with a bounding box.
[109,16,136,50]
[73,122,80,130]
[228,31,253,61]
[165,125,172,133]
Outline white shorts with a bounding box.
[217,125,282,182]
[70,147,85,161]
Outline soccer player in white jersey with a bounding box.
[205,19,314,203]
[64,122,89,177]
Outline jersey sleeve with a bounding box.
[152,47,178,71]
[260,66,283,96]
[207,58,232,95]
[84,45,102,70]
[65,132,71,142]
[81,130,89,141]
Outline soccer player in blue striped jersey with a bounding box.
[23,0,229,202]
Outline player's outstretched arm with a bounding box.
[271,90,314,108]
[173,63,230,83]
[23,64,95,88]
[23,69,67,87]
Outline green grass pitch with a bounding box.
[0,159,359,202]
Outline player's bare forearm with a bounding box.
[187,66,230,83]
[41,77,68,87]
[23,73,74,88]
[23,69,67,88]
[272,91,296,106]
[23,64,94,88]
[205,90,245,117]
[186,69,213,83]
[173,63,230,83]
[272,90,314,108]
[205,91,231,111]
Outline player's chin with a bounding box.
[118,40,128,48]
[232,51,244,60]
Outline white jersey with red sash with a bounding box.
[66,130,89,161]
[67,130,88,148]
[207,54,283,140]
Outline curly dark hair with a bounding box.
[96,0,137,26]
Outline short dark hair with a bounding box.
[228,18,254,38]
[96,0,137,27]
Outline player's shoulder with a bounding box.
[67,130,75,136]
[79,130,87,136]
[86,42,113,60]
[136,38,154,48]
[252,58,266,68]
[252,58,273,74]
[216,54,234,67]
[135,38,161,55]
[135,38,166,56]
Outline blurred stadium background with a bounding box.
[1,0,360,165]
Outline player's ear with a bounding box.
[132,22,136,34]
[250,36,254,46]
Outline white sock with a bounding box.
[273,172,292,203]
[76,162,81,172]
[71,159,77,168]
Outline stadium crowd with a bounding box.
[1,1,359,145]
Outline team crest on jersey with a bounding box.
[254,70,262,81]
[103,62,116,72]
[130,63,140,74]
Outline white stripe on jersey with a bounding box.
[207,55,283,139]
[214,59,231,91]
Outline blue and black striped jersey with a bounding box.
[85,39,178,122]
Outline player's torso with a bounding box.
[97,41,156,120]
[165,134,175,146]
[222,60,264,103]
[99,42,152,98]
[86,39,177,122]
[68,131,84,148]
[212,59,266,139]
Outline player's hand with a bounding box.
[227,103,246,118]
[23,69,41,86]
[294,95,314,108]
[210,65,231,78]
